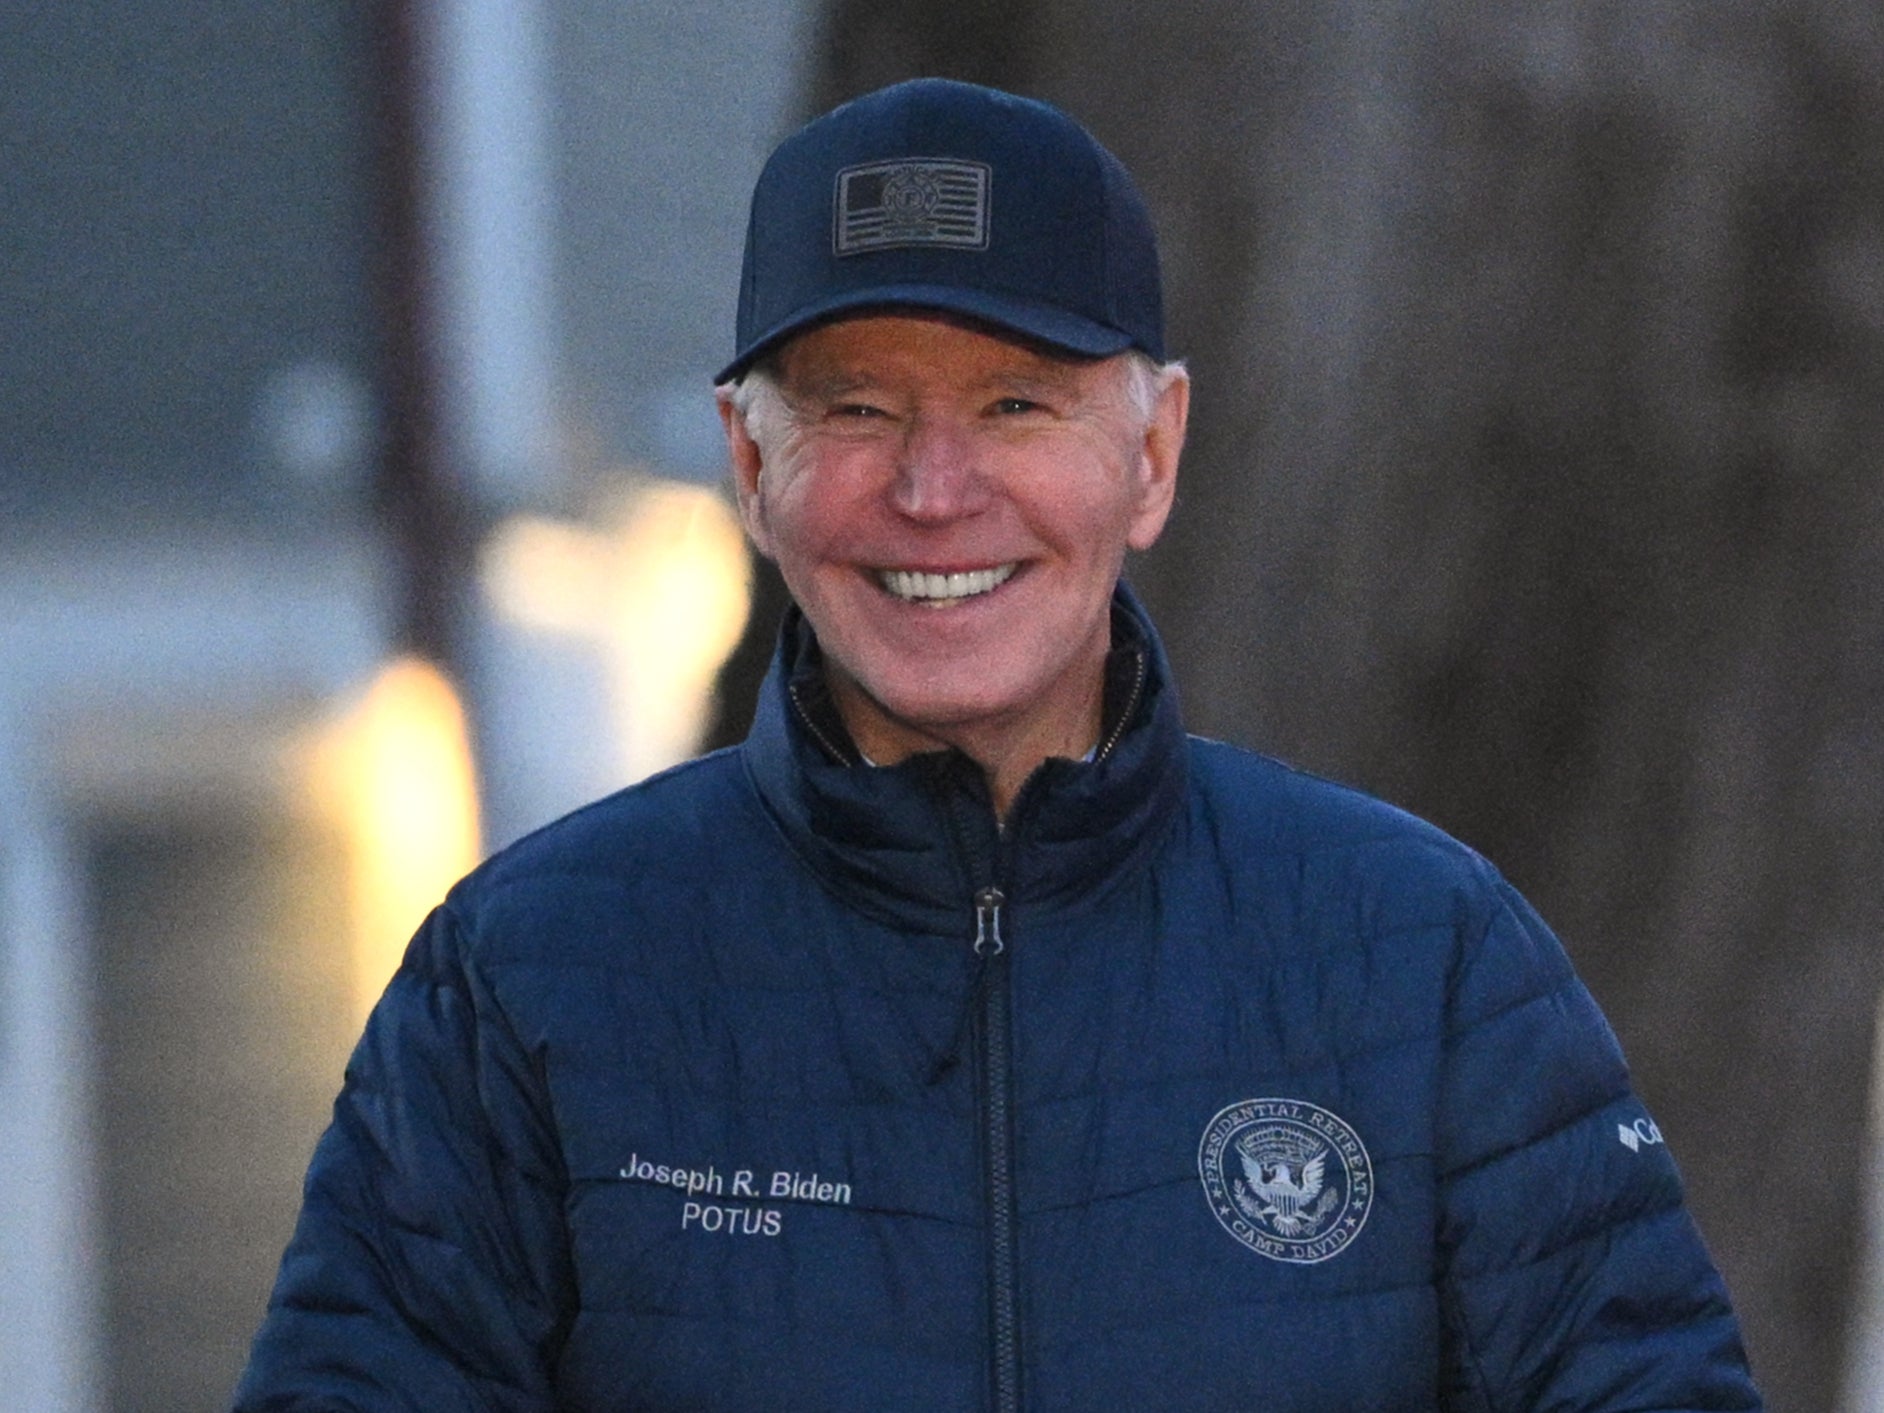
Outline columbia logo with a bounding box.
[1618,1117,1665,1152]
[834,159,990,255]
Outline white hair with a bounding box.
[1115,349,1187,427]
[720,354,798,449]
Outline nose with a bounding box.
[889,412,991,522]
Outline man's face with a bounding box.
[721,313,1184,765]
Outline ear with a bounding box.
[717,386,775,559]
[1125,366,1188,552]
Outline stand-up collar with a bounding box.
[741,582,1188,934]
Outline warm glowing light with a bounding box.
[482,516,612,635]
[483,478,751,782]
[301,657,482,1024]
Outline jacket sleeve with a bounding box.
[233,903,571,1412]
[1433,871,1762,1410]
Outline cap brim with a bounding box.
[714,282,1137,383]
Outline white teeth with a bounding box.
[879,563,1017,605]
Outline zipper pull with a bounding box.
[926,886,1007,1085]
[973,886,1006,957]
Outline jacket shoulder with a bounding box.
[485,746,750,870]
[1183,735,1497,902]
[441,746,766,965]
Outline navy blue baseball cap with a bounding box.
[717,78,1166,383]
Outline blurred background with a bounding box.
[3,1,1880,1409]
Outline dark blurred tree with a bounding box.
[713,3,1884,1404]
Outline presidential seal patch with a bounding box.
[1198,1098,1373,1264]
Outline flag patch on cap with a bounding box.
[834,159,990,255]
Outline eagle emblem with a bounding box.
[1199,1099,1373,1264]
[1234,1145,1338,1236]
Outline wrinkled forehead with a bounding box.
[765,308,1124,394]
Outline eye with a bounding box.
[831,402,888,419]
[992,397,1044,416]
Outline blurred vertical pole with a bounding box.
[366,0,565,847]
[0,720,100,1413]
[369,0,469,672]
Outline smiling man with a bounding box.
[721,312,1185,812]
[236,79,1761,1410]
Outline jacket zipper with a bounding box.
[1093,645,1147,765]
[974,884,1021,1413]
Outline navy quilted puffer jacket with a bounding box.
[235,590,1761,1410]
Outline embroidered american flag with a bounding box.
[834,159,991,255]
